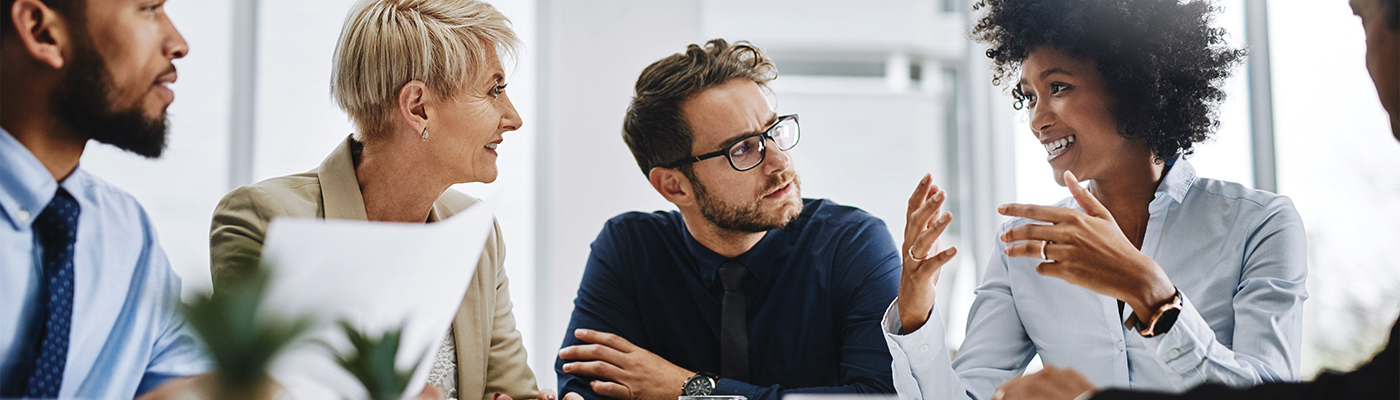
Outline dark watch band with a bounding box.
[1124,288,1183,337]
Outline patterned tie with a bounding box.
[718,260,750,382]
[20,188,80,398]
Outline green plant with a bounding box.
[183,268,313,395]
[334,321,428,400]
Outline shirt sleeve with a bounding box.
[138,219,211,395]
[884,236,1037,400]
[1138,195,1308,387]
[209,185,279,287]
[556,225,645,399]
[714,219,900,400]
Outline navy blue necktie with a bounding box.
[17,188,80,398]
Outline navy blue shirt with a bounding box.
[557,198,900,400]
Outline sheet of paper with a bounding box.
[257,199,497,400]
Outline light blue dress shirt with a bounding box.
[883,159,1307,400]
[0,128,208,398]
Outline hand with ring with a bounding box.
[897,173,958,334]
[996,171,1177,322]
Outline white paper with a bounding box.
[257,199,498,400]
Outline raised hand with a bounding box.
[897,173,957,333]
[996,170,1176,321]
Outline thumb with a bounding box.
[1064,171,1109,218]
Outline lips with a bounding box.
[1042,134,1075,159]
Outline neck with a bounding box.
[1085,157,1168,248]
[679,209,767,259]
[1,62,85,181]
[355,138,450,223]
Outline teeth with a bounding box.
[485,143,498,150]
[1043,135,1075,156]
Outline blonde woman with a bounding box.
[209,1,549,400]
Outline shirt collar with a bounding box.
[1151,156,1197,212]
[0,128,60,231]
[684,202,812,288]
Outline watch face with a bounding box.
[683,375,715,396]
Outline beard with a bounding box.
[50,34,170,158]
[692,170,803,233]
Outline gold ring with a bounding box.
[909,246,929,262]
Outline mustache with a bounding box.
[761,170,799,195]
[155,65,178,83]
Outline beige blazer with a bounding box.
[209,136,539,400]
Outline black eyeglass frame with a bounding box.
[663,114,800,171]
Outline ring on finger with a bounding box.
[1040,240,1054,262]
[909,246,930,262]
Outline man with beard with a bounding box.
[554,39,900,400]
[0,0,208,398]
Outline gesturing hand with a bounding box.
[897,173,957,334]
[996,170,1175,321]
[558,329,693,400]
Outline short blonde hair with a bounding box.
[331,0,519,141]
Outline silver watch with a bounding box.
[682,372,717,396]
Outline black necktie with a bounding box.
[718,260,750,381]
[5,189,80,398]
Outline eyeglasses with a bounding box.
[664,114,801,172]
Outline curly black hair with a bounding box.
[971,0,1247,160]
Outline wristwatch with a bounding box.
[682,372,718,396]
[1124,288,1183,337]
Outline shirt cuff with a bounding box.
[714,377,761,399]
[1139,294,1210,383]
[882,299,948,369]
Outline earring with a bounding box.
[421,127,429,140]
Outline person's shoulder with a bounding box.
[801,198,885,228]
[68,170,154,229]
[602,209,685,235]
[1189,176,1296,213]
[216,171,323,218]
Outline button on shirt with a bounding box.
[557,199,900,400]
[883,160,1307,400]
[0,128,208,398]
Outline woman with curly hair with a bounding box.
[883,0,1308,399]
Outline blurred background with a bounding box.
[84,0,1399,387]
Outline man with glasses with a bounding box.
[554,39,900,400]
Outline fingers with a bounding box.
[561,360,626,381]
[589,381,630,400]
[1064,171,1109,219]
[909,212,952,260]
[559,343,628,364]
[494,392,513,400]
[1003,240,1058,260]
[905,174,933,220]
[999,223,1066,244]
[573,329,638,352]
[906,183,945,241]
[537,390,558,400]
[997,203,1077,223]
[562,393,586,400]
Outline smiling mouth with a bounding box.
[485,143,499,150]
[1043,135,1075,157]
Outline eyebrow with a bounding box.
[1019,67,1075,86]
[716,114,780,151]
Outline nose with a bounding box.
[759,136,792,174]
[498,92,523,132]
[163,13,189,59]
[1028,99,1055,136]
